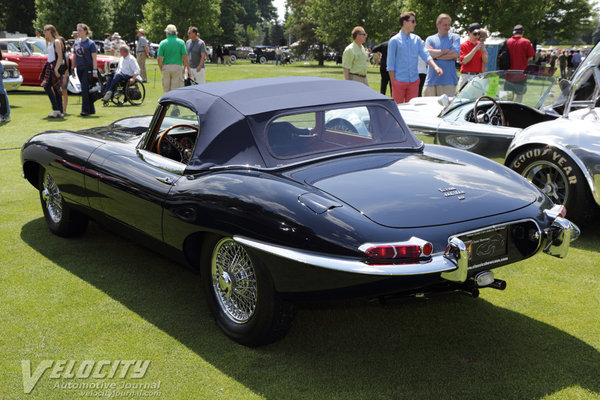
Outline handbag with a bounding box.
[58,59,68,75]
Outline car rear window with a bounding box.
[266,105,406,159]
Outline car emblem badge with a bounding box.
[439,187,466,200]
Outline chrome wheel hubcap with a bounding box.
[523,161,569,205]
[43,173,63,223]
[211,238,257,323]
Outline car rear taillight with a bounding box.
[359,238,433,261]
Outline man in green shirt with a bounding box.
[157,24,190,93]
[342,26,369,86]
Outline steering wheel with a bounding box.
[473,95,506,126]
[155,123,198,160]
[325,118,359,134]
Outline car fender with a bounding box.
[506,118,600,206]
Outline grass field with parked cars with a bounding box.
[1,60,599,399]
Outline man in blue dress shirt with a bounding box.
[423,13,460,97]
[387,11,443,103]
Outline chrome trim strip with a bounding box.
[207,146,424,173]
[234,236,458,276]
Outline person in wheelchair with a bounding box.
[103,45,140,102]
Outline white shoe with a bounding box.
[48,111,60,118]
[103,91,112,101]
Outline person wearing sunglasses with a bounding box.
[458,23,487,90]
[342,26,370,86]
[387,12,443,103]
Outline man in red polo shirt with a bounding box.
[507,24,534,70]
[505,24,534,102]
[458,23,487,90]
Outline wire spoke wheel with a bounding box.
[42,172,63,224]
[523,160,569,205]
[211,238,257,323]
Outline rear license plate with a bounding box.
[460,226,508,269]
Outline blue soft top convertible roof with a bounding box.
[159,76,387,116]
[158,77,419,170]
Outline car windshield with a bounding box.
[265,105,407,160]
[446,68,557,112]
[24,38,47,55]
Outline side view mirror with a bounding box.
[438,94,450,107]
[559,79,571,92]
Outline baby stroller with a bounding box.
[102,73,146,106]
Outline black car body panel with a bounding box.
[22,77,576,298]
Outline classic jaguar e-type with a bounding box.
[398,43,600,224]
[21,77,579,346]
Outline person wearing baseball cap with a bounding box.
[458,23,487,89]
[507,24,534,71]
[505,24,534,102]
[157,24,190,95]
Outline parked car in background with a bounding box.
[249,46,295,64]
[0,37,118,86]
[21,77,579,346]
[223,44,252,63]
[1,59,23,91]
[398,42,600,224]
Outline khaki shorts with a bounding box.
[422,84,456,97]
[348,73,368,86]
[161,64,184,92]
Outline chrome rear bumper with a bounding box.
[234,215,578,284]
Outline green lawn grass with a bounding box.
[1,59,599,400]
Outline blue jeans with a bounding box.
[0,63,10,118]
[106,73,132,93]
[77,67,95,114]
[44,84,63,113]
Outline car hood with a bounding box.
[294,150,538,228]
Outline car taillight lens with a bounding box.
[364,244,422,259]
[360,238,433,260]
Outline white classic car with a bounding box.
[1,59,23,91]
[397,44,600,224]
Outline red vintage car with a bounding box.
[0,37,118,86]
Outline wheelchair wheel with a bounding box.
[111,88,126,106]
[127,80,146,106]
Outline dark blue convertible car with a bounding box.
[21,77,579,346]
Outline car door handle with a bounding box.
[156,176,174,185]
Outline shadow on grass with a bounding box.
[21,218,600,399]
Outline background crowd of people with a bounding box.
[0,15,592,125]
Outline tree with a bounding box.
[269,21,285,46]
[110,0,146,42]
[141,0,221,43]
[287,0,594,57]
[34,0,113,40]
[406,0,593,44]
[593,19,600,45]
[0,0,36,35]
[215,0,246,44]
